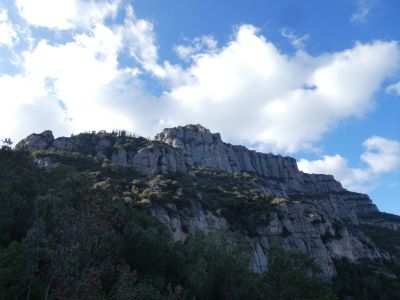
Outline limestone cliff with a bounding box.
[154,125,345,195]
[16,130,187,175]
[16,125,400,279]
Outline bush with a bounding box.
[259,246,337,300]
[179,232,259,300]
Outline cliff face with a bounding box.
[154,125,345,195]
[17,125,348,196]
[16,130,187,175]
[16,125,400,278]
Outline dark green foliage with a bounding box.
[0,241,30,299]
[260,246,337,300]
[32,150,100,172]
[333,259,400,300]
[179,232,259,300]
[0,147,396,299]
[0,148,183,298]
[0,149,43,246]
[1,138,13,150]
[168,167,276,228]
[331,224,400,299]
[119,208,181,285]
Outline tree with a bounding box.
[180,232,259,300]
[1,138,12,151]
[259,245,337,300]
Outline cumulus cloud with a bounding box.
[15,0,119,30]
[361,136,400,173]
[0,3,151,142]
[0,9,18,46]
[1,1,400,157]
[298,136,400,192]
[164,26,400,152]
[299,154,370,192]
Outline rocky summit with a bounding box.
[15,125,400,280]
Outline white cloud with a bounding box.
[120,6,164,77]
[1,2,400,158]
[386,81,400,95]
[299,154,370,192]
[163,25,400,152]
[351,0,374,23]
[280,28,309,50]
[0,9,18,46]
[0,4,152,142]
[174,35,218,61]
[361,136,400,173]
[298,136,400,192]
[15,0,119,30]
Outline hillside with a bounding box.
[1,125,399,299]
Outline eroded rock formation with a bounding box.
[16,125,400,278]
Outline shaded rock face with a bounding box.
[16,131,186,175]
[149,191,385,278]
[17,125,349,199]
[16,130,54,150]
[156,125,346,195]
[16,125,398,278]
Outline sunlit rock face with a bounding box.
[155,124,346,196]
[16,130,187,175]
[16,125,399,278]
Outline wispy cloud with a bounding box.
[386,81,400,95]
[280,27,309,50]
[351,0,375,23]
[0,9,18,47]
[174,35,218,62]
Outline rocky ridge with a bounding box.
[16,125,400,278]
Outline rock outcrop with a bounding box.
[16,130,55,150]
[155,125,347,196]
[17,125,351,199]
[16,131,186,175]
[148,187,387,278]
[16,125,399,279]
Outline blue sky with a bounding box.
[0,0,399,214]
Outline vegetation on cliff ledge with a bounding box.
[0,142,398,299]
